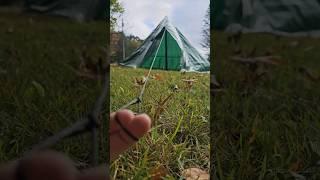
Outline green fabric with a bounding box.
[213,0,320,36]
[141,31,181,70]
[120,17,210,72]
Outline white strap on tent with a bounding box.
[118,30,166,111]
[138,31,166,99]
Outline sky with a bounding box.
[116,0,210,57]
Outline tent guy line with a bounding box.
[117,30,166,112]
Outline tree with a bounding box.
[201,5,210,59]
[110,33,143,63]
[125,35,144,57]
[111,0,124,31]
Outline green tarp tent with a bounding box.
[213,0,320,37]
[120,17,210,72]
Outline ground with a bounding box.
[110,66,210,179]
[212,31,320,179]
[0,11,108,167]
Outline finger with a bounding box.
[0,161,18,180]
[78,166,109,180]
[110,110,151,161]
[16,151,77,180]
[109,110,134,134]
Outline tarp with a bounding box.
[120,17,210,72]
[213,0,320,37]
[0,0,106,21]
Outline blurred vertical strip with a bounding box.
[105,0,111,172]
[210,1,214,180]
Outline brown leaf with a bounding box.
[150,73,164,81]
[182,78,198,90]
[150,165,168,180]
[181,168,209,180]
[154,73,164,81]
[133,76,147,86]
[182,79,198,82]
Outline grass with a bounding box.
[0,11,108,167]
[212,31,320,179]
[110,66,210,179]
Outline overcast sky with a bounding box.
[116,0,210,57]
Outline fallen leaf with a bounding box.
[154,73,163,81]
[134,76,147,86]
[181,168,209,180]
[182,78,198,90]
[182,78,198,82]
[150,165,168,180]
